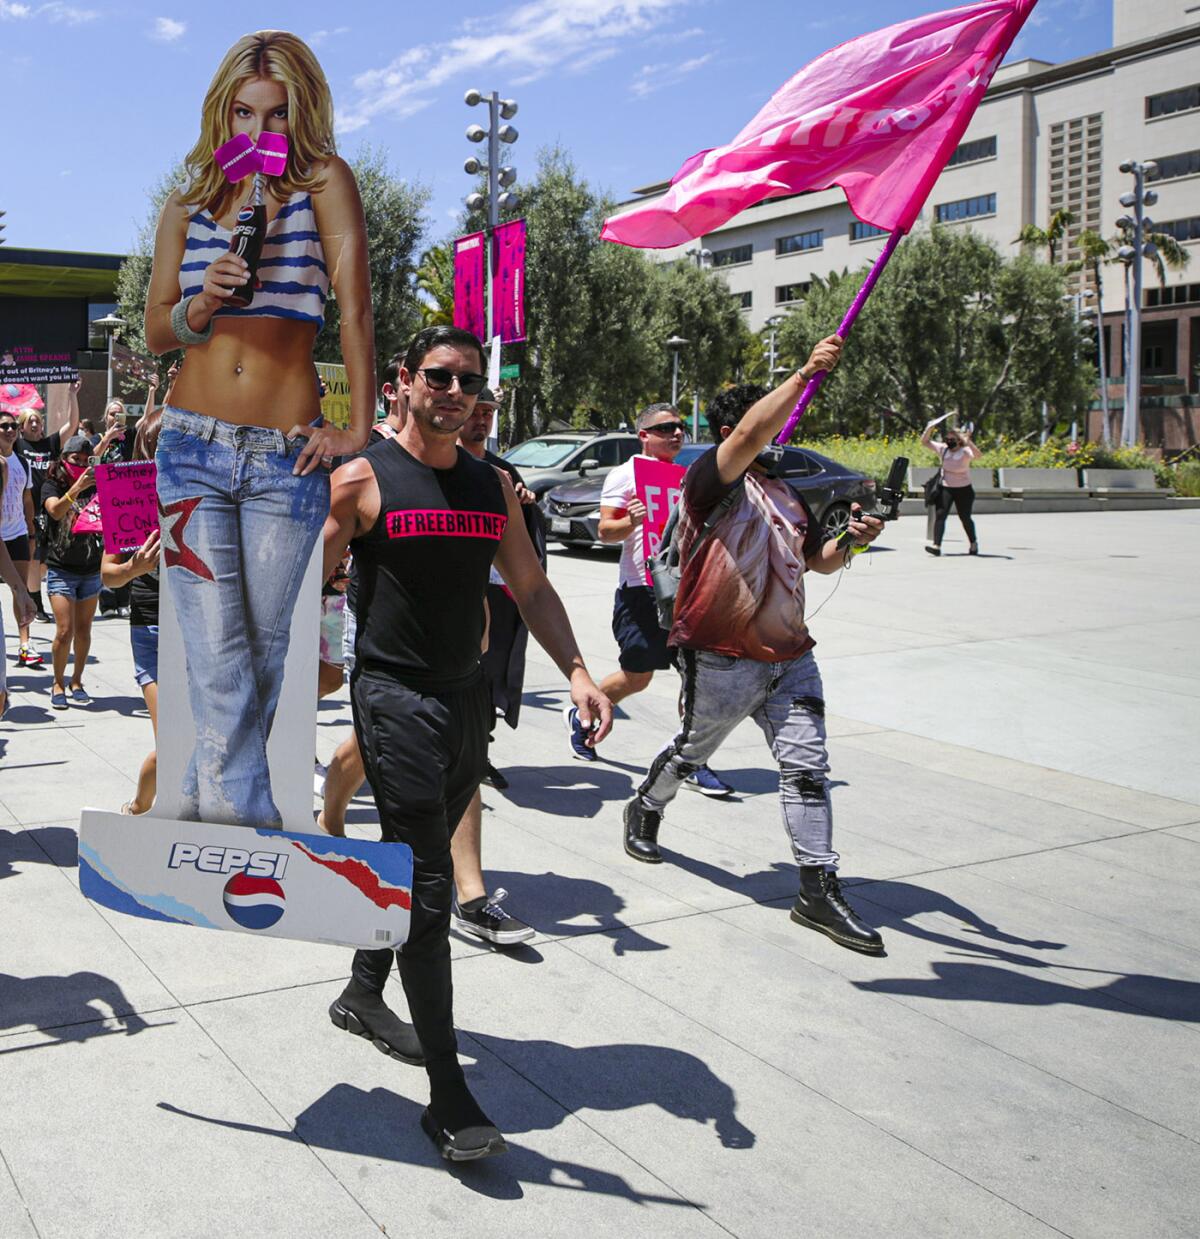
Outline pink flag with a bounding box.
[601,0,1035,248]
[491,219,527,344]
[453,232,486,341]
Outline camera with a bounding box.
[835,455,908,549]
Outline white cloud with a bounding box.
[2,2,98,23]
[629,51,712,99]
[309,25,350,47]
[151,15,185,42]
[337,0,684,134]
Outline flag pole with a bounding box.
[776,226,904,445]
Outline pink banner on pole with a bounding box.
[95,461,159,555]
[633,456,686,585]
[453,232,487,341]
[601,0,1036,248]
[491,218,526,343]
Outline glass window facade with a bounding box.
[775,230,823,256]
[936,193,997,223]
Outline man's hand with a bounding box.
[626,498,647,529]
[569,671,613,747]
[514,480,537,506]
[847,504,884,546]
[802,334,843,380]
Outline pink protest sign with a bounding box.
[633,456,686,585]
[95,461,158,555]
[492,218,526,343]
[453,232,486,341]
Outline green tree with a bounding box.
[1014,208,1077,265]
[775,227,1092,438]
[414,244,455,327]
[115,147,428,381]
[316,145,428,373]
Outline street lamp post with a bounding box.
[687,248,712,440]
[92,313,127,404]
[666,335,689,409]
[1116,160,1159,446]
[1063,290,1096,441]
[464,88,519,447]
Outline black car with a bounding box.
[542,443,876,549]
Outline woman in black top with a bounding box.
[17,381,80,621]
[101,409,163,814]
[41,434,109,709]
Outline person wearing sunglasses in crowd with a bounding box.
[569,402,735,796]
[40,434,110,709]
[143,31,372,826]
[0,411,42,669]
[322,325,612,1163]
[17,380,81,624]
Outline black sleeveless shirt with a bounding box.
[352,438,508,691]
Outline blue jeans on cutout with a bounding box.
[155,406,328,827]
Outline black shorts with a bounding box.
[2,534,30,564]
[612,584,673,674]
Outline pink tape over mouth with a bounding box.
[214,132,290,183]
[256,132,288,178]
[215,133,257,184]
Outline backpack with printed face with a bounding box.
[648,482,742,630]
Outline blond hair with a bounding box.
[180,31,336,217]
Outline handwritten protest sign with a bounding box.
[633,456,686,585]
[316,362,350,430]
[95,461,158,554]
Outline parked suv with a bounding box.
[502,431,640,498]
[542,443,876,550]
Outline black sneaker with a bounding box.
[623,797,662,864]
[925,545,941,557]
[421,1082,507,1162]
[482,761,509,790]
[791,867,884,954]
[453,888,534,946]
[328,982,424,1065]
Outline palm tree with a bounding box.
[1077,229,1113,443]
[1112,220,1191,289]
[414,244,456,327]
[1014,209,1077,264]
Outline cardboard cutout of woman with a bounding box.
[144,30,374,826]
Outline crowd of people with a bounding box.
[1,27,988,1168]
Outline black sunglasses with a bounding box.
[0,423,18,433]
[416,367,487,396]
[643,421,686,435]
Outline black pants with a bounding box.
[349,666,490,1086]
[933,484,977,545]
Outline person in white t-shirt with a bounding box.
[921,420,982,556]
[563,402,733,797]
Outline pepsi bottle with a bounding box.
[226,175,266,309]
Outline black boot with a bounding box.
[623,797,662,864]
[329,979,424,1064]
[421,1079,507,1162]
[791,867,884,954]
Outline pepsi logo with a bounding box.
[237,207,255,222]
[223,871,286,930]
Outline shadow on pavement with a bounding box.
[495,765,634,818]
[0,971,151,1042]
[0,826,79,878]
[468,1031,755,1151]
[851,879,1198,1023]
[481,869,669,955]
[160,1083,701,1206]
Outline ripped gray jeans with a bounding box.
[638,648,838,869]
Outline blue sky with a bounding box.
[2,0,1110,257]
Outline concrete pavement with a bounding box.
[1,506,1198,1237]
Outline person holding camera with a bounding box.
[921,420,981,556]
[623,338,887,955]
[41,432,116,709]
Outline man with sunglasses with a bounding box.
[322,325,612,1162]
[568,403,733,794]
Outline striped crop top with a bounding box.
[179,191,329,330]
